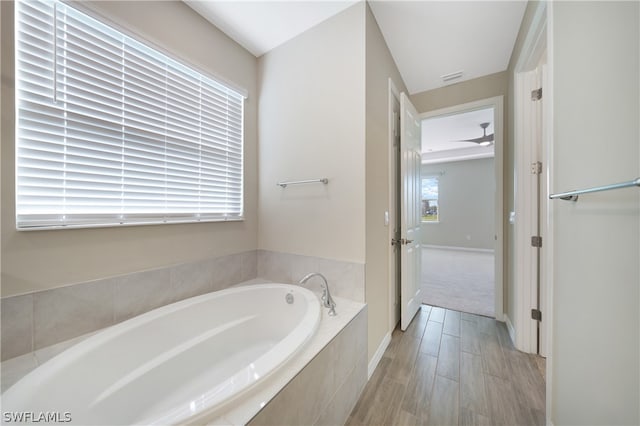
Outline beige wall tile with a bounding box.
[315,356,367,426]
[170,259,213,302]
[34,279,114,350]
[258,250,365,302]
[211,252,244,291]
[240,250,258,282]
[1,294,33,360]
[5,250,257,359]
[257,250,293,283]
[114,268,171,322]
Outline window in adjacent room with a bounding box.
[15,0,246,230]
[421,176,439,222]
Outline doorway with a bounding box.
[419,97,505,320]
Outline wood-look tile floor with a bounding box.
[347,305,546,426]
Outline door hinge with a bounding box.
[531,88,542,101]
[531,308,542,321]
[531,161,542,174]
[531,236,542,247]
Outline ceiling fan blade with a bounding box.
[452,133,494,144]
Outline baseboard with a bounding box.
[368,332,391,380]
[505,314,516,345]
[423,244,495,254]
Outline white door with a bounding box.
[400,93,422,331]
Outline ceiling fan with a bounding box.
[454,122,494,146]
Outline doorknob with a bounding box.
[405,239,413,244]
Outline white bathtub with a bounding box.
[1,284,321,425]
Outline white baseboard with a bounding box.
[505,314,516,345]
[368,332,391,380]
[423,244,495,254]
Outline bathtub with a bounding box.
[1,284,321,425]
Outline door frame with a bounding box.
[512,0,550,356]
[416,96,505,321]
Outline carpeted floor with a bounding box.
[421,246,495,318]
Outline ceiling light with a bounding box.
[441,71,463,83]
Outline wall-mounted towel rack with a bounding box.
[549,177,640,201]
[277,178,329,188]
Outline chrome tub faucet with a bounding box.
[298,272,337,316]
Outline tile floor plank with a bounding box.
[419,321,443,357]
[479,331,507,379]
[427,375,459,426]
[395,410,420,426]
[443,309,461,336]
[428,306,446,323]
[461,312,479,323]
[435,334,460,381]
[405,306,430,340]
[348,305,545,426]
[387,334,421,384]
[484,374,521,426]
[384,328,404,360]
[401,353,437,418]
[460,352,488,415]
[381,377,408,426]
[459,408,492,426]
[460,319,482,354]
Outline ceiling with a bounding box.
[185,0,527,95]
[368,1,527,94]
[422,107,495,164]
[184,1,357,57]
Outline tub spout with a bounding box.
[298,272,336,316]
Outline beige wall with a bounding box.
[550,2,639,423]
[411,72,508,114]
[0,1,259,297]
[257,3,366,263]
[421,158,495,250]
[257,2,410,362]
[364,4,408,360]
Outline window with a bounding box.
[15,0,245,230]
[421,176,439,222]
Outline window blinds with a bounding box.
[15,0,245,230]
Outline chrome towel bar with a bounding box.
[549,177,640,201]
[277,178,329,188]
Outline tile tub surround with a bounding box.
[0,250,258,361]
[257,250,365,303]
[1,284,368,426]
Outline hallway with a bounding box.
[347,305,545,425]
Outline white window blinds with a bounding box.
[15,0,245,230]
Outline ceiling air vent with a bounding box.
[441,71,464,83]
